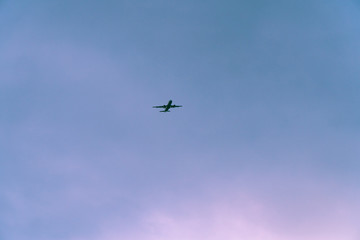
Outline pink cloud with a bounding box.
[70,183,360,240]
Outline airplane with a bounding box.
[153,100,182,112]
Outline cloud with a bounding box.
[68,181,360,240]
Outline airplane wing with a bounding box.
[170,105,182,108]
[153,105,167,108]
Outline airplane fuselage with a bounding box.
[164,100,173,112]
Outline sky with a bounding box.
[1,0,360,239]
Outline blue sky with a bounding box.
[1,0,360,239]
